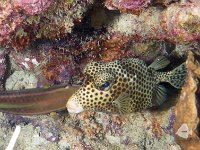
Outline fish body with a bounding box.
[67,57,186,114]
[0,85,80,115]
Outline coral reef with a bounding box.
[0,0,94,50]
[77,33,133,63]
[0,49,6,81]
[2,0,200,50]
[0,1,25,46]
[62,32,166,64]
[5,114,64,142]
[107,2,200,43]
[9,44,76,87]
[5,71,38,90]
[130,40,167,62]
[13,0,55,15]
[0,113,63,149]
[9,49,44,72]
[0,0,200,149]
[154,0,179,6]
[105,0,151,14]
[41,47,75,83]
[0,109,181,149]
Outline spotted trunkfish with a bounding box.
[67,56,186,114]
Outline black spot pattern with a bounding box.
[71,58,185,113]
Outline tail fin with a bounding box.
[165,63,187,89]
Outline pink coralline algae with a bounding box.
[105,0,151,13]
[161,4,200,42]
[0,0,94,50]
[0,0,53,47]
[108,3,200,43]
[33,0,94,40]
[9,49,44,71]
[13,0,55,15]
[0,0,54,46]
[78,33,134,63]
[9,45,75,85]
[42,53,75,83]
[0,2,25,45]
[0,50,6,80]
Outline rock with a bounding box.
[107,3,200,43]
[5,71,38,90]
[173,51,200,149]
[0,0,94,50]
[0,49,6,86]
[105,0,151,14]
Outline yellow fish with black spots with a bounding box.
[67,56,186,114]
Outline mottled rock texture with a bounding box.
[174,51,200,149]
[0,0,94,50]
[0,0,200,149]
[0,109,181,149]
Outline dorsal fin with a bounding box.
[152,85,167,106]
[149,56,170,70]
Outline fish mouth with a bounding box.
[66,97,84,113]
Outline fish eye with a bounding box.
[100,81,110,91]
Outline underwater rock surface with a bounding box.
[0,110,181,149]
[105,0,151,14]
[107,3,200,43]
[0,0,94,50]
[0,49,6,86]
[0,0,200,149]
[174,51,200,149]
[5,71,38,90]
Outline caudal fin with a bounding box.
[166,63,187,89]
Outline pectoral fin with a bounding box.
[152,84,167,106]
[112,94,132,114]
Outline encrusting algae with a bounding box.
[67,56,186,114]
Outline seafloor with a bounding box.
[0,0,200,149]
